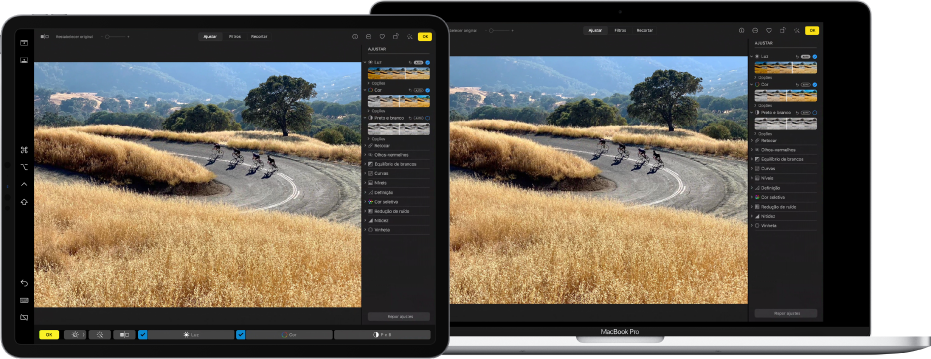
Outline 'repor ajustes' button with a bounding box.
[754,309,818,318]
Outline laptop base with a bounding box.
[445,336,930,354]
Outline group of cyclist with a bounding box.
[213,143,278,172]
[596,138,663,167]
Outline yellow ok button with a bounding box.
[805,26,820,35]
[39,330,59,340]
[417,32,432,41]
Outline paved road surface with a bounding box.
[137,140,361,227]
[516,134,748,222]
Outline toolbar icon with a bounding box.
[752,28,758,33]
[19,57,28,64]
[352,34,358,39]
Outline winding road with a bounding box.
[516,134,748,222]
[136,140,361,227]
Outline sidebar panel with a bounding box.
[359,31,438,327]
[15,29,36,344]
[747,24,824,322]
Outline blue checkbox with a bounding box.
[236,330,246,340]
[138,330,147,340]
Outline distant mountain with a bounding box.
[450,56,747,98]
[33,62,361,104]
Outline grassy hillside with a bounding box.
[73,125,362,164]
[450,177,748,304]
[450,56,748,98]
[33,62,361,103]
[451,124,600,181]
[456,119,748,159]
[34,128,215,186]
[34,180,361,307]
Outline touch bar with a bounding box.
[335,330,431,340]
[146,330,233,340]
[246,330,333,340]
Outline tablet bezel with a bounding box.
[1,14,450,357]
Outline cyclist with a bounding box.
[597,138,607,152]
[252,152,263,167]
[267,154,277,171]
[212,143,222,156]
[638,147,648,161]
[231,148,243,163]
[617,142,627,154]
[653,150,662,162]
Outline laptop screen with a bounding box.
[374,2,862,337]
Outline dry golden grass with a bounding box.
[34,128,215,186]
[450,124,600,181]
[33,180,361,307]
[48,92,104,108]
[73,125,362,164]
[450,177,748,304]
[457,119,748,159]
[450,86,489,102]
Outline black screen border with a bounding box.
[372,1,870,336]
[1,14,450,357]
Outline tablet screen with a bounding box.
[3,16,448,356]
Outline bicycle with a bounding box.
[637,150,650,166]
[231,151,244,164]
[615,146,629,161]
[252,154,264,169]
[265,155,278,174]
[595,141,608,155]
[652,150,665,169]
[212,146,224,159]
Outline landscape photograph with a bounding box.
[448,56,750,305]
[32,62,363,308]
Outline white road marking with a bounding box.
[170,153,301,211]
[550,147,687,206]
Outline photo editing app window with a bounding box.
[13,28,439,344]
[443,22,823,331]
